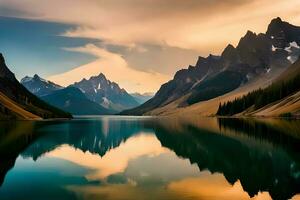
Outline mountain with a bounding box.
[217,58,300,117]
[20,72,141,115]
[71,73,139,112]
[21,74,63,97]
[121,17,300,116]
[41,87,114,115]
[0,53,71,120]
[130,92,154,104]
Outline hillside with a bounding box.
[217,59,300,117]
[41,87,115,115]
[145,65,286,116]
[0,91,41,120]
[0,53,72,120]
[121,17,300,116]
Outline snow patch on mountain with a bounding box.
[79,88,86,93]
[272,45,280,52]
[285,41,300,53]
[287,56,298,64]
[101,97,111,108]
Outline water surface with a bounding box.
[0,116,299,200]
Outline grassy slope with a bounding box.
[246,60,300,117]
[145,66,287,116]
[249,91,300,117]
[0,91,41,120]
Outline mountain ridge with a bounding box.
[121,17,300,116]
[21,74,64,97]
[70,73,139,112]
[217,58,300,117]
[21,72,139,114]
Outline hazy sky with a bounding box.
[1,0,300,93]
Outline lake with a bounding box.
[0,116,299,200]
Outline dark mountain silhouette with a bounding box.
[0,121,42,186]
[0,53,71,119]
[121,17,300,115]
[154,118,300,200]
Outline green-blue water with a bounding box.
[0,116,299,200]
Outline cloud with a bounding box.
[2,0,300,92]
[2,0,300,52]
[167,176,272,200]
[48,44,170,93]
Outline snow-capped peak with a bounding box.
[21,74,64,96]
[33,74,48,83]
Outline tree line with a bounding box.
[217,73,300,116]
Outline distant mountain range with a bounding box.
[21,73,139,115]
[21,74,63,97]
[41,87,114,115]
[71,73,139,111]
[121,17,300,117]
[130,92,154,104]
[0,54,71,120]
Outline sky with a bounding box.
[0,0,300,93]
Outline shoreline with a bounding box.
[1,114,299,122]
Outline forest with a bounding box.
[217,73,300,116]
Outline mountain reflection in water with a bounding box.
[0,116,299,200]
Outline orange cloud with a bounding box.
[167,175,272,200]
[48,44,170,93]
[2,0,300,93]
[2,0,300,52]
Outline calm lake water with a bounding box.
[0,116,300,200]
